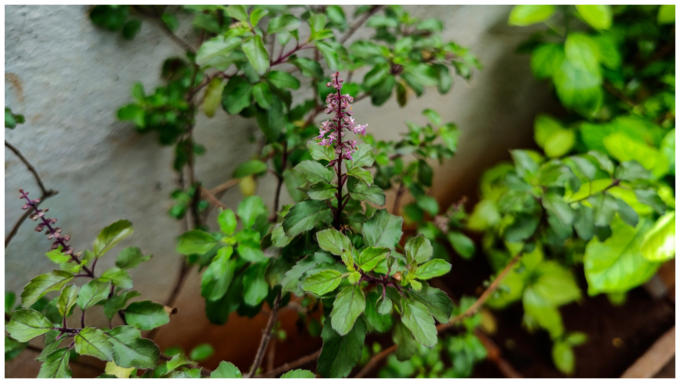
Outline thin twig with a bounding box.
[256,349,322,378]
[246,291,282,378]
[353,253,522,378]
[392,183,404,214]
[201,186,228,210]
[339,5,385,44]
[5,141,54,195]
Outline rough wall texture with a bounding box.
[5,5,559,377]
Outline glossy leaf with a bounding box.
[362,209,403,249]
[76,327,114,361]
[508,5,555,26]
[116,247,152,270]
[317,317,366,378]
[57,284,78,317]
[413,259,452,280]
[125,301,170,331]
[330,285,366,336]
[6,309,54,342]
[21,270,73,308]
[302,269,344,295]
[37,348,72,378]
[106,325,159,369]
[641,212,675,262]
[400,298,437,347]
[77,279,111,310]
[575,5,612,30]
[211,361,242,378]
[283,200,333,237]
[94,220,134,258]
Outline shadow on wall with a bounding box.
[4,4,561,378]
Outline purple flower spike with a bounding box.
[315,72,368,161]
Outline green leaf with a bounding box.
[21,270,74,308]
[94,220,134,258]
[176,230,218,255]
[217,209,238,236]
[553,59,602,114]
[233,160,267,179]
[115,247,151,270]
[6,309,54,342]
[392,320,417,361]
[641,212,675,262]
[603,133,669,179]
[77,279,111,310]
[348,167,373,186]
[253,82,274,109]
[357,247,389,272]
[45,248,71,264]
[202,77,226,118]
[523,261,581,308]
[508,5,555,26]
[166,353,193,372]
[552,341,575,375]
[76,327,114,361]
[201,247,236,301]
[330,285,366,335]
[307,140,335,162]
[105,326,159,369]
[405,234,433,264]
[57,285,78,317]
[317,317,366,378]
[565,33,601,72]
[400,298,437,347]
[265,70,301,90]
[37,348,72,378]
[190,344,214,361]
[283,200,333,237]
[222,76,253,115]
[589,193,618,227]
[267,14,301,34]
[36,330,61,362]
[125,301,170,331]
[446,231,475,259]
[307,182,337,200]
[290,58,324,80]
[365,291,393,333]
[302,269,344,295]
[211,361,242,378]
[104,291,141,321]
[243,262,269,306]
[504,214,540,242]
[531,44,565,79]
[575,5,612,30]
[242,35,270,75]
[237,195,267,228]
[196,36,242,68]
[250,8,268,28]
[281,369,316,378]
[614,197,639,228]
[225,5,248,22]
[316,229,353,256]
[406,284,453,324]
[347,144,376,170]
[370,75,396,106]
[585,218,661,295]
[362,209,403,249]
[544,129,576,158]
[615,161,650,182]
[281,252,336,295]
[347,177,385,206]
[413,259,451,280]
[100,267,133,289]
[295,160,335,184]
[309,13,327,34]
[542,193,575,226]
[658,4,675,24]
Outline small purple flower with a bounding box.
[315,72,368,161]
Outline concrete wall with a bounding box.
[5,5,559,377]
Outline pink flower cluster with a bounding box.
[316,72,367,164]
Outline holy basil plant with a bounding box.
[177,73,456,378]
[467,4,675,376]
[99,5,479,222]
